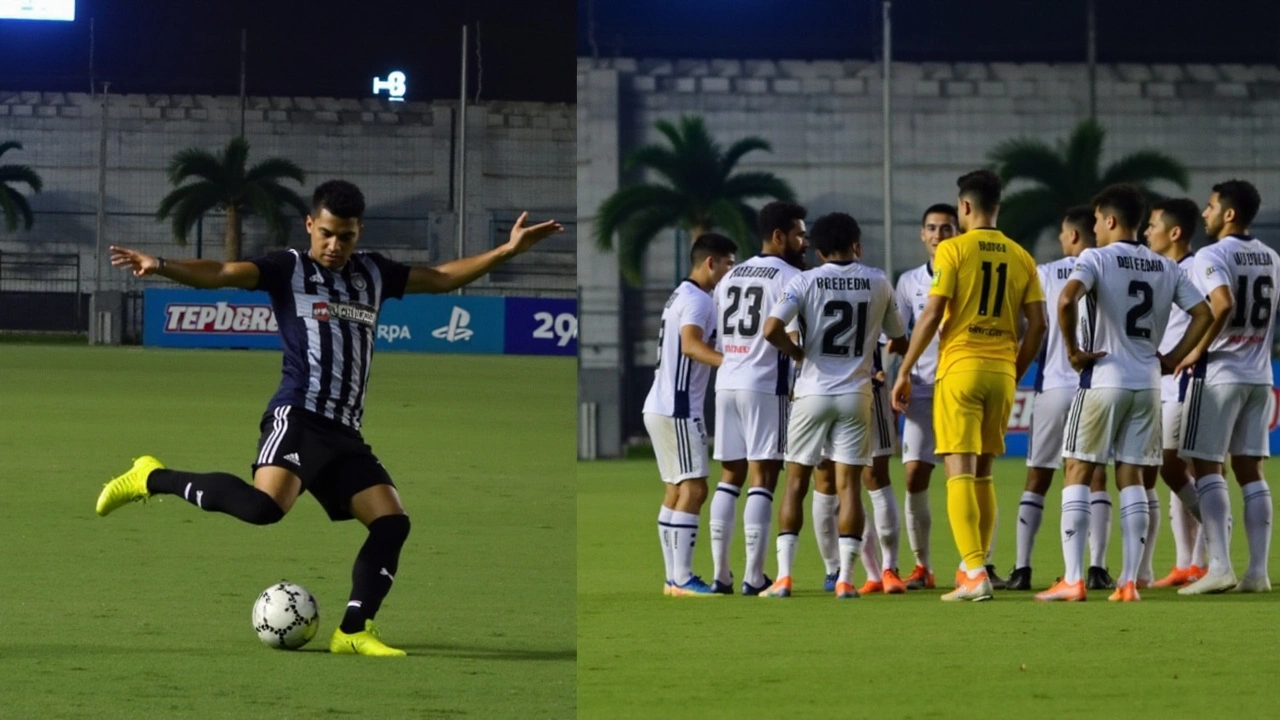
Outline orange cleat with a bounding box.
[1185,565,1207,583]
[882,569,907,595]
[1152,566,1198,588]
[1108,581,1141,602]
[859,578,884,595]
[835,581,860,599]
[759,576,793,598]
[941,569,993,602]
[1035,578,1087,602]
[904,565,935,590]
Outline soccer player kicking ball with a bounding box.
[891,170,1047,602]
[1036,184,1211,603]
[96,180,563,656]
[1178,180,1279,595]
[758,213,906,599]
[645,233,738,597]
[708,202,806,596]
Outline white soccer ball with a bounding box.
[252,581,320,650]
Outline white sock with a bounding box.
[1169,490,1196,569]
[708,483,740,585]
[869,486,900,572]
[670,510,700,586]
[1195,474,1233,575]
[776,532,799,580]
[838,535,863,584]
[985,506,999,565]
[658,506,674,583]
[1241,480,1273,579]
[742,487,773,587]
[861,513,882,579]
[1015,490,1046,570]
[1192,522,1208,568]
[905,490,932,570]
[1089,491,1112,568]
[1061,485,1091,584]
[812,491,840,575]
[1117,486,1150,586]
[1139,488,1160,582]
[1175,481,1202,522]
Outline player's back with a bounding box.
[1194,235,1280,385]
[715,255,800,395]
[933,228,1041,378]
[644,280,716,418]
[896,263,940,384]
[1157,252,1197,399]
[1071,241,1201,390]
[1035,256,1088,392]
[788,261,902,397]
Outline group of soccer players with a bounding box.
[645,169,1277,601]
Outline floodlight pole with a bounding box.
[239,28,248,137]
[882,1,893,279]
[456,24,469,296]
[1087,0,1097,120]
[92,83,109,343]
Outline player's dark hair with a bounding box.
[1091,183,1146,232]
[1151,197,1199,243]
[1063,205,1097,246]
[758,201,807,242]
[921,203,958,227]
[956,170,1001,214]
[312,179,366,219]
[690,232,737,267]
[1212,179,1261,228]
[809,212,862,256]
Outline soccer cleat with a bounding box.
[759,576,793,598]
[710,578,735,595]
[742,575,773,597]
[1178,570,1238,595]
[663,581,673,596]
[96,455,163,517]
[1005,566,1032,591]
[1152,567,1197,588]
[1035,578,1087,602]
[985,565,1007,590]
[835,581,860,599]
[823,572,838,593]
[941,570,993,602]
[881,569,907,595]
[904,565,935,590]
[1185,565,1206,583]
[1108,581,1141,602]
[1086,566,1116,590]
[1136,576,1154,589]
[858,578,884,595]
[670,575,719,597]
[330,620,406,657]
[1229,575,1271,593]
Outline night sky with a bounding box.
[0,0,576,102]
[579,0,1280,65]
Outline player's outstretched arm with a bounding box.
[763,317,803,363]
[1170,299,1217,375]
[1058,279,1106,371]
[679,324,723,368]
[109,245,258,289]
[1015,300,1048,382]
[403,212,564,294]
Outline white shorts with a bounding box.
[1161,400,1182,451]
[1179,381,1274,462]
[901,385,938,465]
[644,413,710,484]
[1061,387,1161,466]
[713,390,789,462]
[1026,387,1076,469]
[870,383,899,458]
[786,392,872,468]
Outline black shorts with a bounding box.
[253,405,394,521]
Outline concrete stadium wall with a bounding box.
[578,57,1280,455]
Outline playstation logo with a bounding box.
[432,306,474,342]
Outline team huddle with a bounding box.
[644,169,1277,601]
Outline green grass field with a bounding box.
[579,457,1280,719]
[0,345,574,719]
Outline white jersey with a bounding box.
[643,280,717,418]
[894,263,939,385]
[1035,256,1089,392]
[1157,252,1197,401]
[770,261,906,398]
[1069,240,1205,390]
[715,255,801,395]
[1191,235,1280,386]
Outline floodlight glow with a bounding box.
[0,0,76,21]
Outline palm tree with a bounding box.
[594,115,795,284]
[0,141,43,232]
[989,119,1189,247]
[157,137,309,261]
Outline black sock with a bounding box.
[340,514,411,633]
[147,469,285,525]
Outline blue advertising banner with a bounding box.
[503,297,578,356]
[374,295,505,354]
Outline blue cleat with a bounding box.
[711,572,735,595]
[671,575,719,597]
[742,575,773,596]
[823,572,838,593]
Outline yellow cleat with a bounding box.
[330,620,407,657]
[96,456,163,517]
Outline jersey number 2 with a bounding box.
[821,300,868,357]
[978,261,1007,317]
[1125,281,1153,338]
